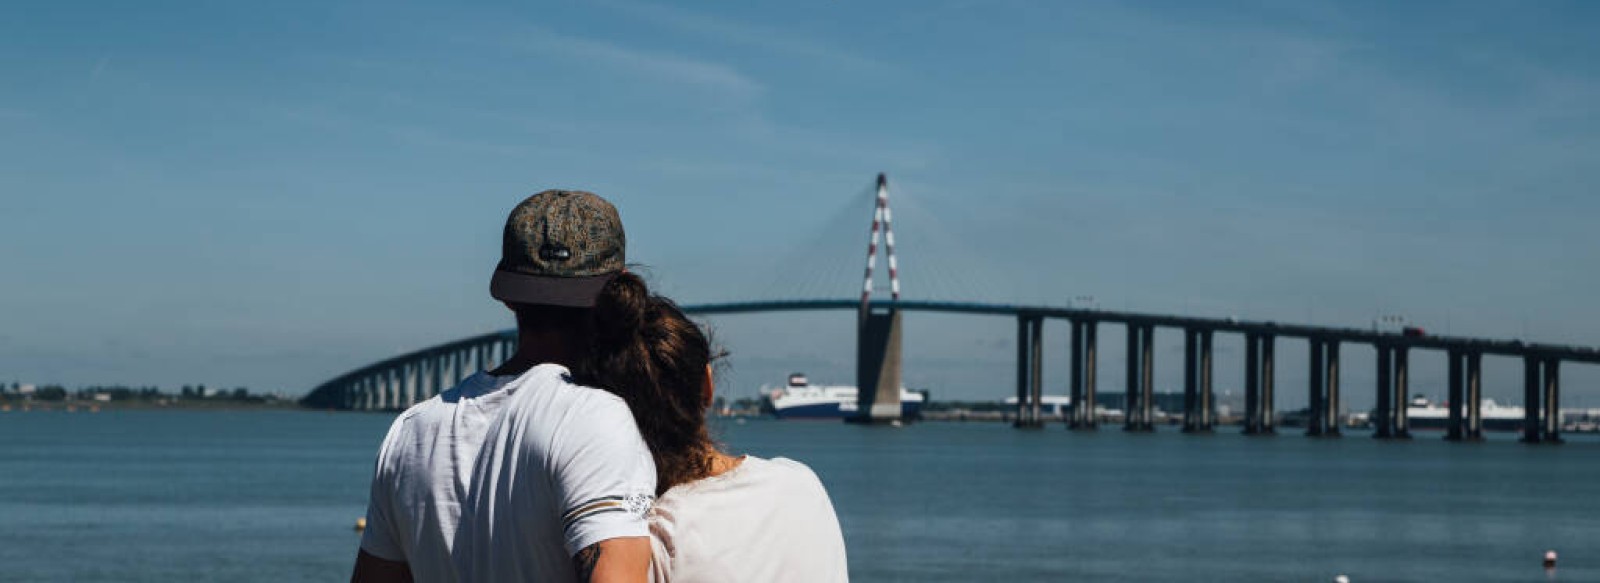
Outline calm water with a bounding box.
[1,410,1596,582]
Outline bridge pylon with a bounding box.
[848,173,907,424]
[852,306,905,423]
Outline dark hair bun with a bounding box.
[575,271,719,496]
[593,272,649,342]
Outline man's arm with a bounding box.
[355,417,411,583]
[351,549,413,583]
[572,537,652,583]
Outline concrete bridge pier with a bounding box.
[1182,330,1198,432]
[386,367,399,410]
[1012,314,1044,428]
[1084,321,1100,428]
[1260,335,1277,433]
[1510,357,1561,445]
[1543,359,1563,444]
[1242,333,1277,435]
[1123,324,1154,432]
[413,361,428,407]
[1199,330,1214,431]
[1324,341,1341,436]
[431,356,444,399]
[1181,329,1217,433]
[1244,333,1261,434]
[415,360,428,405]
[1373,345,1415,438]
[374,368,390,410]
[418,360,434,405]
[1124,325,1137,430]
[1446,350,1465,441]
[1324,344,1337,435]
[1031,317,1044,425]
[1069,320,1099,430]
[851,307,905,425]
[1374,345,1392,437]
[405,361,418,406]
[369,376,379,410]
[1069,320,1082,426]
[1307,338,1326,436]
[371,370,384,411]
[406,362,422,408]
[367,376,380,410]
[1522,357,1543,443]
[1139,325,1154,430]
[374,375,386,410]
[1466,352,1484,440]
[1393,347,1412,438]
[1306,339,1342,437]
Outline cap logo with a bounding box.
[539,242,573,262]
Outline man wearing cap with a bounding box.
[352,191,655,583]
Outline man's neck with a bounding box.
[488,331,577,377]
[489,351,569,377]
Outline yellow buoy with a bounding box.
[355,517,367,531]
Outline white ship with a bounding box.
[762,373,925,419]
[1002,395,1073,417]
[1406,396,1527,432]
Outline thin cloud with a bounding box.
[597,0,889,74]
[499,27,765,101]
[89,56,110,80]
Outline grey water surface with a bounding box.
[1,410,1595,582]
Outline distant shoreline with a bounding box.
[0,399,302,413]
[5,403,1597,433]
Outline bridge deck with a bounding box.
[302,298,1599,409]
[684,300,1600,363]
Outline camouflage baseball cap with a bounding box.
[489,189,626,307]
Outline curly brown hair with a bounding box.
[571,272,720,496]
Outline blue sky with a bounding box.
[3,0,1598,407]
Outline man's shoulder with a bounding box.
[386,373,501,429]
[393,395,448,424]
[391,388,461,425]
[507,364,632,416]
[480,365,639,464]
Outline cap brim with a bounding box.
[490,269,613,307]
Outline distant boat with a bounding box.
[761,373,925,419]
[1405,396,1526,432]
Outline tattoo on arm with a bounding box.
[573,543,602,581]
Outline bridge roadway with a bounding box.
[302,299,1598,443]
[689,300,1600,362]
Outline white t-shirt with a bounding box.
[648,456,849,583]
[455,364,657,581]
[359,364,655,582]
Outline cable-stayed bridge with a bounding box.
[301,175,1600,443]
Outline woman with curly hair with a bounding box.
[573,273,849,583]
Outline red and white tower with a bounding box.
[852,173,906,423]
[859,172,901,314]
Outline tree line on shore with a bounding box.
[0,382,281,403]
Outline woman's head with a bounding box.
[573,272,719,495]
